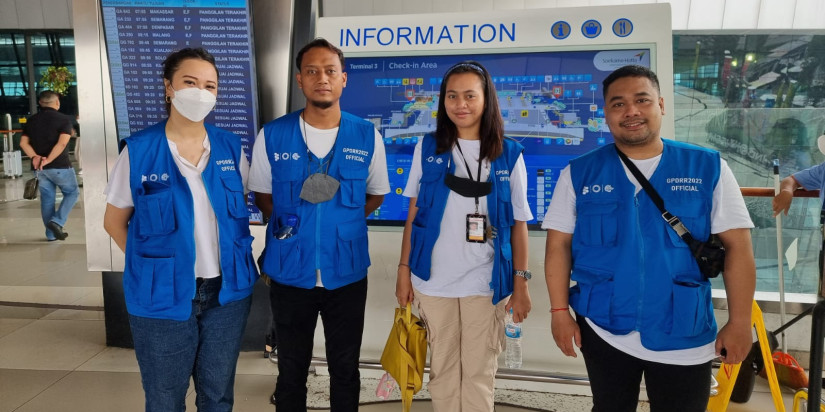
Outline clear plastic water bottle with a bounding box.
[504,308,522,369]
[275,214,298,239]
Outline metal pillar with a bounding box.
[807,300,825,412]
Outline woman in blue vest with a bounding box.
[396,61,533,412]
[103,48,258,412]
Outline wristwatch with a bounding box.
[514,270,532,280]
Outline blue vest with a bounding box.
[409,135,523,304]
[124,121,258,321]
[569,139,720,350]
[260,110,375,289]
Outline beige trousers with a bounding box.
[413,288,508,412]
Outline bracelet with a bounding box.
[550,307,569,313]
[398,262,410,267]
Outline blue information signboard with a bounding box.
[100,0,261,222]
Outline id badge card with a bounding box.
[466,213,487,243]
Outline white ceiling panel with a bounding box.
[14,0,45,28]
[42,0,72,29]
[793,0,825,28]
[321,0,345,17]
[688,0,725,29]
[374,0,404,15]
[757,0,796,29]
[721,0,760,29]
[464,0,494,11]
[525,0,559,7]
[402,0,433,14]
[494,0,525,10]
[666,0,691,29]
[0,0,20,29]
[433,0,462,13]
[342,0,374,16]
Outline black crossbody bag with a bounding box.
[616,148,725,279]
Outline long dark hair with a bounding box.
[161,48,219,113]
[435,61,504,161]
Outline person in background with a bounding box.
[248,38,390,411]
[102,47,258,412]
[19,90,78,241]
[543,65,755,412]
[772,132,825,217]
[396,60,532,412]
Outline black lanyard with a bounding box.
[301,113,338,175]
[453,142,483,213]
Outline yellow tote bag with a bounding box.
[380,303,427,412]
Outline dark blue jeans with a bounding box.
[129,277,252,412]
[36,168,78,240]
[270,277,368,412]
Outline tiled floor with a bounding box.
[0,166,811,411]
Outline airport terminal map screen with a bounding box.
[342,48,652,226]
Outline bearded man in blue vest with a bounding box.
[542,65,756,412]
[248,38,390,412]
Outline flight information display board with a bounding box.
[100,0,261,222]
[342,48,651,226]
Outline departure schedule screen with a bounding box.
[100,0,261,222]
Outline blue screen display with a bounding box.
[341,48,652,226]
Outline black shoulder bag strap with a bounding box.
[614,147,698,244]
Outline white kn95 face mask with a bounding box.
[170,86,217,122]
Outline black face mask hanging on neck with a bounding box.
[444,173,492,197]
[444,142,492,198]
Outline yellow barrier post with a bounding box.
[793,389,825,412]
[707,301,786,412]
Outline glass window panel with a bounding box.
[673,33,825,296]
[0,31,76,124]
[0,33,29,118]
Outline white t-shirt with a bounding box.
[248,116,390,196]
[247,116,391,287]
[541,154,753,365]
[404,139,533,298]
[105,135,251,280]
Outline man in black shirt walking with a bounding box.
[19,90,78,241]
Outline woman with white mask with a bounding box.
[103,48,258,412]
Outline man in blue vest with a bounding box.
[248,38,390,411]
[542,65,756,411]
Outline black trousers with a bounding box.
[267,290,278,349]
[270,277,368,412]
[576,315,712,412]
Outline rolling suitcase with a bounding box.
[3,150,22,177]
